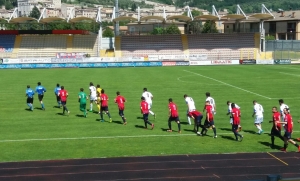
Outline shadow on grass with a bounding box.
[76,114,85,117]
[112,120,123,125]
[258,141,281,150]
[135,125,146,129]
[53,106,61,109]
[95,119,105,122]
[24,108,33,112]
[220,135,235,141]
[181,122,190,125]
[136,116,144,120]
[243,130,257,134]
[220,128,232,132]
[183,129,195,133]
[161,128,169,132]
[93,110,99,114]
[35,107,43,110]
[56,113,65,116]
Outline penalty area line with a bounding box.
[183,70,272,100]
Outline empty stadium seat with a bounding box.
[0,35,16,58]
[72,35,98,57]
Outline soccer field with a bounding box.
[0,65,300,162]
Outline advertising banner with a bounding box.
[56,52,85,59]
[176,61,190,66]
[256,60,274,65]
[190,60,239,66]
[162,62,176,66]
[189,54,208,61]
[3,57,117,64]
[159,55,189,61]
[274,59,291,64]
[239,59,256,65]
[148,55,159,61]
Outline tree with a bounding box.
[46,21,71,30]
[183,10,202,17]
[5,1,13,10]
[265,35,275,40]
[202,21,219,33]
[151,27,166,35]
[29,6,41,19]
[131,3,137,12]
[102,28,114,37]
[165,23,181,34]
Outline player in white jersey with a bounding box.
[89,82,97,112]
[184,94,196,125]
[252,100,264,134]
[203,92,216,114]
[226,101,242,131]
[142,88,156,118]
[279,99,289,130]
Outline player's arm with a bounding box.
[78,95,81,102]
[114,98,117,103]
[206,111,210,121]
[43,87,46,92]
[188,112,194,119]
[66,92,68,97]
[212,99,216,112]
[252,108,255,117]
[226,108,231,116]
[203,103,206,112]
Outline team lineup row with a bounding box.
[25,82,300,152]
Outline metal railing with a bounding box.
[266,40,300,60]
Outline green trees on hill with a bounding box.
[29,6,41,19]
[151,23,181,35]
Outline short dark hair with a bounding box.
[206,92,210,96]
[101,89,104,93]
[90,82,93,86]
[169,98,173,102]
[279,99,284,104]
[37,82,41,85]
[253,100,257,103]
[231,103,235,108]
[97,84,100,88]
[183,94,188,98]
[56,83,60,87]
[141,96,145,100]
[61,86,64,90]
[27,85,30,88]
[80,88,84,91]
[272,106,277,110]
[116,91,120,95]
[143,88,147,91]
[226,101,230,105]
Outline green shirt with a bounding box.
[78,92,87,104]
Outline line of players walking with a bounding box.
[25,82,300,152]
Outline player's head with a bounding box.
[116,91,120,95]
[231,103,235,109]
[101,89,104,94]
[205,92,210,97]
[278,99,284,105]
[253,100,257,105]
[183,94,188,98]
[141,96,145,101]
[143,88,147,92]
[169,98,173,102]
[272,106,277,113]
[226,101,231,105]
[27,85,30,88]
[61,86,64,90]
[205,100,210,105]
[37,82,41,86]
[283,108,289,114]
[56,83,60,87]
[80,88,84,92]
[90,82,93,86]
[97,84,100,88]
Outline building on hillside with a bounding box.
[43,7,60,17]
[75,8,98,19]
[0,6,13,19]
[223,10,300,40]
[18,0,61,16]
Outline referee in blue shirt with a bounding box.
[26,85,34,111]
[35,82,46,110]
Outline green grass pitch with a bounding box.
[0,65,300,162]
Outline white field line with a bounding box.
[0,131,299,143]
[279,72,300,77]
[277,66,300,70]
[183,70,272,99]
[177,75,223,85]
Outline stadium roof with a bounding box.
[166,15,192,22]
[222,14,246,20]
[69,17,96,23]
[113,16,138,22]
[194,15,219,21]
[249,13,274,20]
[140,16,165,22]
[9,17,37,23]
[39,17,65,24]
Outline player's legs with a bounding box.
[143,113,153,129]
[38,95,45,110]
[255,117,263,134]
[104,107,112,122]
[99,106,104,121]
[176,117,181,133]
[186,110,191,125]
[119,109,127,124]
[148,103,156,118]
[167,117,172,131]
[80,104,87,117]
[26,98,33,111]
[232,124,242,141]
[89,96,96,112]
[210,121,217,138]
[201,120,209,135]
[56,96,61,107]
[62,101,69,115]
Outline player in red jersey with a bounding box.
[279,108,300,152]
[140,97,154,129]
[187,109,203,135]
[269,107,284,148]
[58,86,70,115]
[201,101,217,138]
[114,91,127,125]
[167,98,181,133]
[99,89,112,122]
[231,103,243,141]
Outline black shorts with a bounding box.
[232,124,239,132]
[38,94,44,101]
[27,97,33,104]
[271,127,281,137]
[119,109,124,116]
[195,115,203,124]
[101,106,108,112]
[61,101,67,105]
[168,116,179,122]
[204,119,214,127]
[143,113,149,121]
[284,132,292,139]
[56,95,61,102]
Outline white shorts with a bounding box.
[148,102,152,109]
[230,118,233,124]
[254,116,263,124]
[90,95,97,101]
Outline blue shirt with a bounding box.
[26,88,35,98]
[35,85,46,95]
[54,87,61,95]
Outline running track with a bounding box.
[0,152,299,181]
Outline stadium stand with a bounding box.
[0,35,16,58]
[120,35,184,57]
[187,33,256,60]
[72,35,99,57]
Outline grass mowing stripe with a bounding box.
[183,70,272,99]
[279,72,300,77]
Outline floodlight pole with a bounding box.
[38,8,46,22]
[96,7,102,57]
[187,6,194,21]
[8,8,18,22]
[114,0,119,36]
